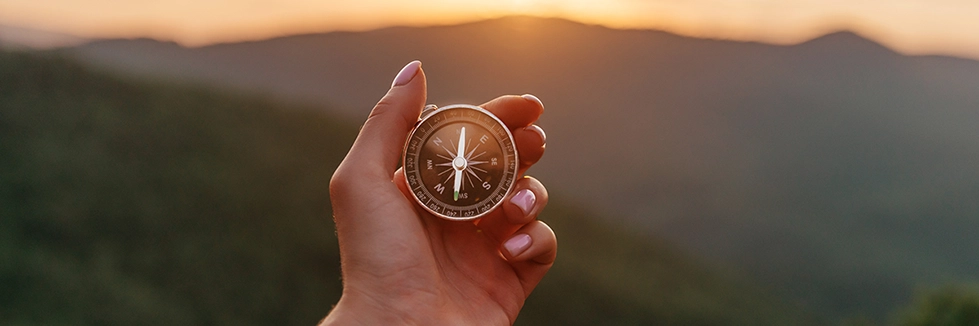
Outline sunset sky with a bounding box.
[2,0,978,59]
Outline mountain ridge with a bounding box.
[0,24,89,49]
[78,16,908,57]
[796,30,896,53]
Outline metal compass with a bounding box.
[402,104,518,221]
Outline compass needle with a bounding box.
[453,169,462,201]
[458,127,466,157]
[452,126,466,201]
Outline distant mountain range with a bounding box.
[0,24,88,49]
[66,16,979,322]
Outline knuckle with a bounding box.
[370,97,417,132]
[329,165,353,200]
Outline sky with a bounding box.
[1,0,978,59]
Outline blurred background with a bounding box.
[2,1,979,325]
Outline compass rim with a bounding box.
[402,104,519,221]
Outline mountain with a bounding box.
[0,50,815,325]
[66,16,979,322]
[0,24,88,49]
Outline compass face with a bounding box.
[403,104,518,221]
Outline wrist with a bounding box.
[320,296,407,326]
[320,289,430,326]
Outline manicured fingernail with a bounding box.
[525,125,546,144]
[504,234,532,257]
[392,60,421,88]
[510,189,536,215]
[521,94,543,110]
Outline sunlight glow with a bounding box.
[1,0,978,59]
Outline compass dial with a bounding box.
[403,104,518,221]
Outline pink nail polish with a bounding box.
[504,234,532,257]
[521,94,543,109]
[510,189,536,215]
[392,60,421,87]
[525,125,546,144]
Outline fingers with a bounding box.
[501,221,557,263]
[479,94,547,174]
[480,94,544,130]
[335,61,426,184]
[477,177,548,244]
[501,220,557,295]
[514,124,546,175]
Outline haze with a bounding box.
[2,0,979,59]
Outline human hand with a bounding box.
[321,61,556,325]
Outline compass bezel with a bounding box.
[402,104,519,221]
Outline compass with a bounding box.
[403,104,518,221]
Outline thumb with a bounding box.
[343,60,427,181]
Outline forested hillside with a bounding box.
[0,50,353,324]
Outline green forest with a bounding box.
[1,50,976,325]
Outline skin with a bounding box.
[322,61,557,325]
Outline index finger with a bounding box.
[480,94,544,129]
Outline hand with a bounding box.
[322,61,555,325]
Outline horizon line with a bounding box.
[3,14,976,61]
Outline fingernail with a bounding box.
[521,94,543,110]
[525,125,546,144]
[504,234,532,257]
[510,189,536,215]
[392,60,421,88]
